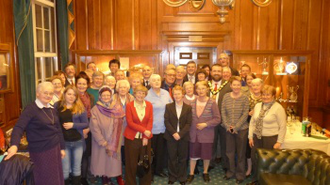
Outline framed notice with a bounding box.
[0,43,13,93]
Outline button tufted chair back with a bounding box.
[256,148,330,185]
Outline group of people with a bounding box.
[4,53,286,185]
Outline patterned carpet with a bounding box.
[92,162,253,185]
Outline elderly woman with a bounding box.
[50,75,64,105]
[124,85,153,185]
[195,69,208,82]
[221,76,249,184]
[87,71,105,105]
[247,85,286,185]
[75,73,95,185]
[245,78,263,177]
[164,86,192,184]
[129,73,143,94]
[113,80,134,165]
[55,86,88,185]
[187,81,220,183]
[6,82,65,185]
[90,86,126,185]
[145,74,173,178]
[104,75,116,94]
[182,81,197,105]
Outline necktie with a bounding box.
[214,83,218,91]
[169,87,173,99]
[189,76,193,83]
[146,80,149,86]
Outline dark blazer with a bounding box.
[230,67,240,76]
[164,102,192,141]
[217,80,232,110]
[143,79,151,90]
[64,78,71,87]
[124,101,153,140]
[182,74,196,85]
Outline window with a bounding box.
[32,0,58,84]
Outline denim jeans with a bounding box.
[62,140,84,179]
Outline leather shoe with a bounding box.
[180,181,186,185]
[168,181,174,184]
[246,181,258,185]
[186,175,194,184]
[156,172,168,178]
[236,179,244,184]
[203,173,210,182]
[223,175,231,180]
[223,168,228,173]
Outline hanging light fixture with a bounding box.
[212,0,235,24]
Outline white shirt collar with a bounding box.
[134,100,146,108]
[35,99,53,109]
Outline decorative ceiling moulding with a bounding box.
[162,0,206,11]
[251,0,272,7]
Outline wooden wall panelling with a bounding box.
[258,1,280,50]
[115,0,133,50]
[280,0,295,50]
[0,0,21,130]
[75,0,88,50]
[306,0,323,107]
[100,0,114,50]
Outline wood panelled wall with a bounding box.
[72,0,330,126]
[0,0,21,130]
[0,0,329,129]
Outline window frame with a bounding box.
[31,0,58,84]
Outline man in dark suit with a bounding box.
[164,86,192,185]
[208,64,232,172]
[142,65,153,89]
[183,61,197,84]
[218,53,240,77]
[64,63,76,87]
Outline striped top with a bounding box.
[221,93,249,132]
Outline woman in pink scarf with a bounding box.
[89,86,125,185]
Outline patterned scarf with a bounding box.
[255,101,275,139]
[96,99,125,157]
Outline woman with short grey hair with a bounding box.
[6,82,66,185]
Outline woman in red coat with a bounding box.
[124,85,153,185]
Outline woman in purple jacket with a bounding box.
[56,85,88,185]
[187,81,221,183]
[6,82,65,185]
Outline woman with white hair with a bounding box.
[6,82,66,185]
[104,75,116,94]
[113,80,134,168]
[145,74,173,178]
[245,78,263,177]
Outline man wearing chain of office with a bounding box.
[208,64,232,172]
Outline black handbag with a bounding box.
[136,146,150,178]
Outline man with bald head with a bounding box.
[142,65,153,89]
[218,53,239,76]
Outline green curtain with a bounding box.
[13,0,36,108]
[57,0,69,69]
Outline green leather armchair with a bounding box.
[256,148,330,185]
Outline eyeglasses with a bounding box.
[42,92,54,96]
